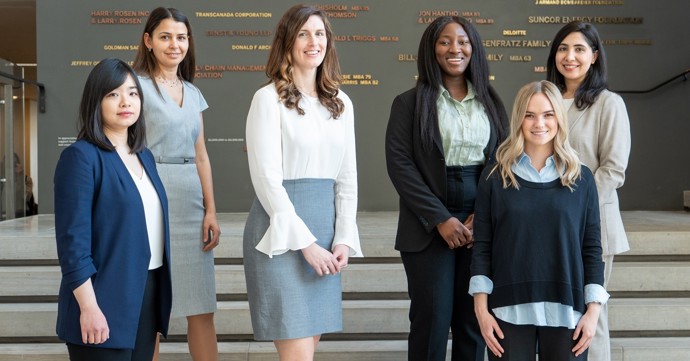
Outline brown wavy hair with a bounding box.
[265,4,344,119]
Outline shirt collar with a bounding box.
[517,152,556,169]
[439,81,477,103]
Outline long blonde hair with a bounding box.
[492,80,581,190]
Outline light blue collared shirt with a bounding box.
[436,82,490,166]
[468,153,609,328]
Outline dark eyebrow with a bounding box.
[159,31,188,36]
[560,42,588,47]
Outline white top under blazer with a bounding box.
[245,84,362,258]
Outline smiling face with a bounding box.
[435,22,472,81]
[144,18,189,71]
[101,74,141,134]
[290,15,327,73]
[555,31,598,90]
[521,92,558,155]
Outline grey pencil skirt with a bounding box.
[243,178,343,340]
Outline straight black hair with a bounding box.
[415,16,508,152]
[546,21,608,110]
[78,58,146,153]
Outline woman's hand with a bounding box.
[79,305,110,344]
[474,293,504,358]
[73,279,109,344]
[301,243,340,276]
[201,212,221,252]
[331,244,351,269]
[463,214,475,248]
[437,217,473,249]
[572,303,601,356]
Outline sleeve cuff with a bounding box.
[585,283,610,305]
[255,212,317,257]
[468,275,493,296]
[332,217,363,257]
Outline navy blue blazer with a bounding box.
[54,139,172,349]
[385,88,501,253]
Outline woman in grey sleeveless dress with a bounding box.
[244,5,362,360]
[133,7,220,361]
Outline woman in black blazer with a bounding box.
[385,16,508,361]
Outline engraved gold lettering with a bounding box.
[503,30,527,36]
[509,55,532,62]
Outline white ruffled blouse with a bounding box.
[245,84,362,258]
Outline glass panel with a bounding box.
[1,58,28,220]
[0,76,11,220]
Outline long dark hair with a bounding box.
[78,58,146,153]
[133,7,196,94]
[265,4,344,119]
[546,21,608,110]
[415,16,507,152]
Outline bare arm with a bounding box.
[473,293,504,358]
[72,279,109,344]
[572,302,601,356]
[194,113,221,251]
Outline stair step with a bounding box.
[0,264,409,296]
[3,261,690,297]
[611,337,690,361]
[2,211,689,361]
[2,299,689,338]
[608,261,690,292]
[623,211,690,256]
[3,212,689,261]
[0,338,689,361]
[0,213,399,260]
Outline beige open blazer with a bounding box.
[567,89,632,256]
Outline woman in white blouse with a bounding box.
[242,4,362,361]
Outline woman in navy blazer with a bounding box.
[54,58,172,361]
[385,16,508,361]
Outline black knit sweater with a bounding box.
[471,164,604,314]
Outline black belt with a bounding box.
[155,156,194,164]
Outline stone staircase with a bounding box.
[1,211,689,361]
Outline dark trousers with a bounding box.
[489,318,588,361]
[400,165,485,361]
[67,268,161,361]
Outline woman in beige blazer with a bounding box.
[546,21,631,361]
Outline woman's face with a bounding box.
[435,22,472,80]
[101,74,141,134]
[521,92,558,154]
[144,18,189,70]
[291,15,327,73]
[555,31,598,87]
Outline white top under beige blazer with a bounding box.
[567,89,631,256]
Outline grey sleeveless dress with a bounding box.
[139,76,216,318]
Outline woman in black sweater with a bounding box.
[470,81,606,361]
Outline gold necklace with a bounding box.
[156,75,180,88]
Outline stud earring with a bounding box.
[148,48,152,52]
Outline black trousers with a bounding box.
[67,268,161,361]
[400,165,485,361]
[489,318,589,361]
